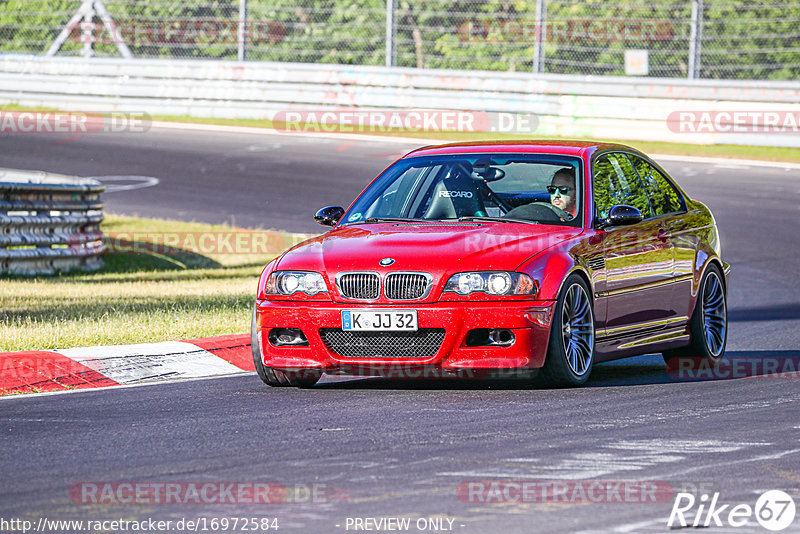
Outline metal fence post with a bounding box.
[47,0,131,59]
[688,0,704,79]
[532,0,546,73]
[81,3,95,58]
[385,0,396,67]
[238,0,248,61]
[93,0,132,58]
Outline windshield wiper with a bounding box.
[458,216,540,225]
[361,217,421,224]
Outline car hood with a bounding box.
[276,222,581,300]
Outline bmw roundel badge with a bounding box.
[379,258,395,266]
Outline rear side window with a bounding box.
[593,153,653,220]
[630,156,685,216]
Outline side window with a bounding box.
[593,153,652,220]
[630,156,685,216]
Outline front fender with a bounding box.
[256,258,280,300]
[519,248,589,301]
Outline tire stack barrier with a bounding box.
[0,168,106,276]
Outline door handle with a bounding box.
[657,230,670,242]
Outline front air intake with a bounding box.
[320,329,446,358]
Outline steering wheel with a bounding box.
[536,202,572,220]
[503,202,572,222]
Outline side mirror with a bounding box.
[314,206,345,227]
[597,205,643,229]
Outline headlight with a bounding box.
[444,271,536,296]
[265,271,328,296]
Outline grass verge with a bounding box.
[0,214,309,352]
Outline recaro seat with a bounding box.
[423,165,486,219]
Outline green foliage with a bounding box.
[247,0,385,64]
[700,0,800,79]
[0,0,81,54]
[0,0,796,79]
[593,153,652,219]
[631,156,683,216]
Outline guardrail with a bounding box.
[1,56,799,147]
[0,168,106,276]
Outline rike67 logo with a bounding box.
[668,490,796,531]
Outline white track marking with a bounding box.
[151,120,430,145]
[55,341,243,384]
[90,175,160,192]
[438,440,770,480]
[0,372,253,402]
[604,439,768,454]
[596,517,662,533]
[649,153,800,170]
[149,120,800,169]
[594,516,761,533]
[714,163,750,169]
[658,447,800,480]
[438,454,684,480]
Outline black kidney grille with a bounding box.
[320,329,446,358]
[385,273,430,300]
[338,273,380,299]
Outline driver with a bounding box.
[548,168,577,218]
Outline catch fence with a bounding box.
[0,0,798,80]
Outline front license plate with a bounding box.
[342,310,418,331]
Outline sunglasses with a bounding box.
[547,185,573,195]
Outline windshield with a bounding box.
[342,154,583,227]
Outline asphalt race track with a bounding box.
[0,126,408,233]
[1,126,800,533]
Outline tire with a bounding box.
[663,264,727,369]
[251,303,321,388]
[540,274,596,387]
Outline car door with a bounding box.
[592,152,676,341]
[629,155,693,323]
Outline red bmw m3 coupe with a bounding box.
[252,141,729,387]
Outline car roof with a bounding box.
[404,140,640,159]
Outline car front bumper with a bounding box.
[254,299,556,373]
